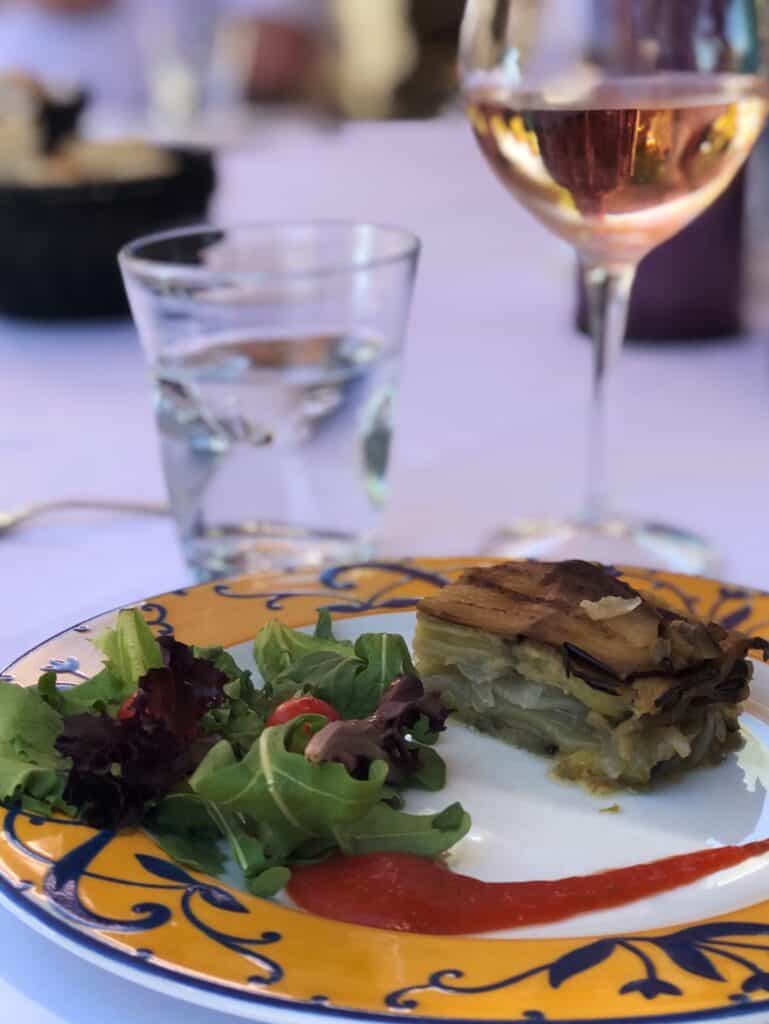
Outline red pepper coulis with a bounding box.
[287,839,769,935]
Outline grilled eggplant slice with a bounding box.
[414,561,768,787]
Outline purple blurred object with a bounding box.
[577,0,752,342]
[577,167,745,342]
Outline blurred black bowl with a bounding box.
[0,147,215,319]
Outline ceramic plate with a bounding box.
[4,559,769,1024]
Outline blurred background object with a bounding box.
[0,0,473,125]
[325,0,465,119]
[0,0,764,331]
[0,72,214,317]
[0,0,324,121]
[0,0,471,322]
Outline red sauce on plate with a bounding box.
[287,840,769,935]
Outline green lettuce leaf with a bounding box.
[0,682,71,813]
[333,801,471,857]
[38,667,128,717]
[93,608,163,689]
[39,609,163,718]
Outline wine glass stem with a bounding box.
[580,260,637,526]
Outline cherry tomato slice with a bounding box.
[267,696,341,727]
[117,693,138,720]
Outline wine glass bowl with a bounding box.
[460,0,769,572]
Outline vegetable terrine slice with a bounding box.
[414,560,768,787]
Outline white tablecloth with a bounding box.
[2,113,769,1022]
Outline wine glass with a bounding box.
[460,0,769,572]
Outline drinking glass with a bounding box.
[120,222,420,582]
[134,0,220,126]
[460,0,768,571]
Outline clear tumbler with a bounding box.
[120,222,420,581]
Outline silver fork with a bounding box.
[0,499,169,536]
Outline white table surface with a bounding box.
[3,112,769,1022]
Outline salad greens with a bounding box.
[333,801,469,858]
[39,608,163,717]
[255,618,416,719]
[0,607,470,897]
[0,684,72,815]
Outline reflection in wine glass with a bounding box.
[461,0,769,571]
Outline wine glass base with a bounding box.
[481,518,716,575]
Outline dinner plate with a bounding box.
[4,558,769,1024]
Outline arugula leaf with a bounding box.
[353,633,415,692]
[291,836,339,864]
[247,866,292,897]
[146,799,289,898]
[193,647,247,683]
[332,801,471,857]
[253,618,417,720]
[145,794,227,876]
[146,793,295,895]
[205,802,298,889]
[410,744,447,791]
[254,620,352,685]
[411,714,440,746]
[314,610,334,640]
[0,682,71,813]
[379,785,405,810]
[282,649,365,718]
[203,700,267,758]
[317,632,414,718]
[199,654,298,756]
[185,717,391,892]
[182,716,468,894]
[190,720,388,834]
[93,608,163,689]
